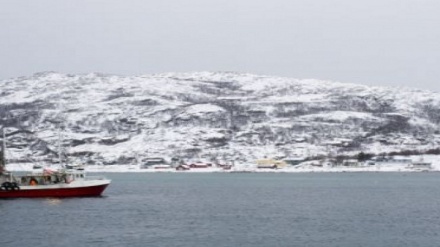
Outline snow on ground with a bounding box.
[298,111,380,122]
[177,104,226,119]
[260,94,330,103]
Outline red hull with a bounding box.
[0,184,109,198]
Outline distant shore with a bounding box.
[6,154,440,173]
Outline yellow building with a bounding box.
[256,159,288,169]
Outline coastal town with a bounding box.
[7,155,437,173]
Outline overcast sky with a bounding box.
[1,0,440,91]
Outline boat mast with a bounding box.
[0,127,6,173]
[56,99,65,168]
[58,126,63,167]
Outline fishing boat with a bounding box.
[0,129,111,198]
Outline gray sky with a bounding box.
[1,0,440,91]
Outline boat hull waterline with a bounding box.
[0,180,110,198]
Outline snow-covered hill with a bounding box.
[1,71,440,165]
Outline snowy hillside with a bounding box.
[1,71,440,165]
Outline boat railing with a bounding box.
[85,175,108,181]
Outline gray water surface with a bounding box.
[1,172,440,247]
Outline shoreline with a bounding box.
[5,164,439,173]
[6,155,440,173]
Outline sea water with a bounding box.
[1,172,440,247]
